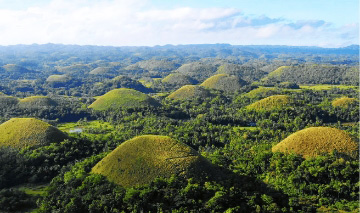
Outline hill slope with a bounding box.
[0,118,68,149]
[246,95,291,111]
[332,97,357,108]
[19,96,57,108]
[200,74,247,92]
[162,73,198,86]
[92,135,217,187]
[168,85,212,100]
[272,127,358,158]
[88,88,160,111]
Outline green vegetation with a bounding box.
[56,64,91,74]
[272,127,358,158]
[244,87,282,98]
[88,88,160,111]
[3,64,32,73]
[167,85,212,100]
[246,95,291,111]
[92,135,217,187]
[0,118,68,149]
[46,74,71,82]
[200,74,247,92]
[0,96,19,108]
[89,67,113,75]
[300,84,358,90]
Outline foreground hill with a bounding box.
[167,85,212,100]
[88,88,160,111]
[272,127,358,158]
[200,74,247,92]
[92,135,217,187]
[0,118,68,149]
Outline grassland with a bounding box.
[0,118,68,149]
[167,85,212,100]
[331,97,357,108]
[246,95,291,111]
[299,84,358,90]
[88,88,160,111]
[92,135,216,187]
[272,127,358,159]
[200,74,247,92]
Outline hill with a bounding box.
[176,62,218,81]
[46,74,71,83]
[125,60,179,72]
[91,76,153,95]
[272,127,358,158]
[2,64,33,73]
[91,135,217,187]
[200,74,247,92]
[89,67,113,75]
[216,63,267,82]
[0,118,68,149]
[332,97,357,108]
[246,95,291,111]
[56,64,91,74]
[167,85,212,100]
[19,96,57,109]
[162,73,198,86]
[0,95,19,108]
[88,88,160,111]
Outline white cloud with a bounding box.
[0,0,357,47]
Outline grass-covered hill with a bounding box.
[46,74,72,83]
[89,67,113,75]
[272,127,358,158]
[332,97,357,108]
[0,95,19,108]
[216,63,267,82]
[91,76,153,95]
[244,87,282,98]
[162,73,198,86]
[91,135,217,187]
[88,88,160,111]
[18,96,57,109]
[2,64,33,73]
[261,64,359,85]
[167,85,212,100]
[0,118,68,149]
[56,64,91,74]
[246,95,291,111]
[125,59,179,72]
[200,74,247,92]
[176,62,218,81]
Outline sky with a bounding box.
[0,0,358,47]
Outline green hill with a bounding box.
[3,64,33,73]
[46,74,71,83]
[216,63,267,82]
[19,96,57,109]
[332,97,357,108]
[162,73,198,85]
[272,127,358,158]
[176,62,218,81]
[200,74,247,92]
[56,64,91,74]
[89,67,113,75]
[91,135,217,187]
[167,85,212,100]
[0,118,68,149]
[246,95,291,111]
[125,60,179,72]
[88,88,160,111]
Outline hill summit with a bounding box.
[200,74,247,92]
[168,85,212,100]
[92,135,217,187]
[272,127,358,158]
[246,95,291,111]
[88,88,160,111]
[0,118,68,149]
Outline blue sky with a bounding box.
[0,0,358,47]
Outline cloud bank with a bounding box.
[0,0,358,47]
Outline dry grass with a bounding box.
[167,85,212,100]
[332,97,357,108]
[272,127,358,159]
[246,95,291,111]
[88,88,160,111]
[92,135,216,187]
[0,118,68,149]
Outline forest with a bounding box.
[0,44,358,213]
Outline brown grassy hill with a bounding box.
[19,96,57,109]
[162,73,198,86]
[0,118,68,149]
[272,127,358,158]
[167,85,212,100]
[88,88,160,111]
[200,74,247,92]
[246,95,291,111]
[332,97,357,108]
[91,135,217,187]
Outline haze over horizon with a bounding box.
[0,0,358,47]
